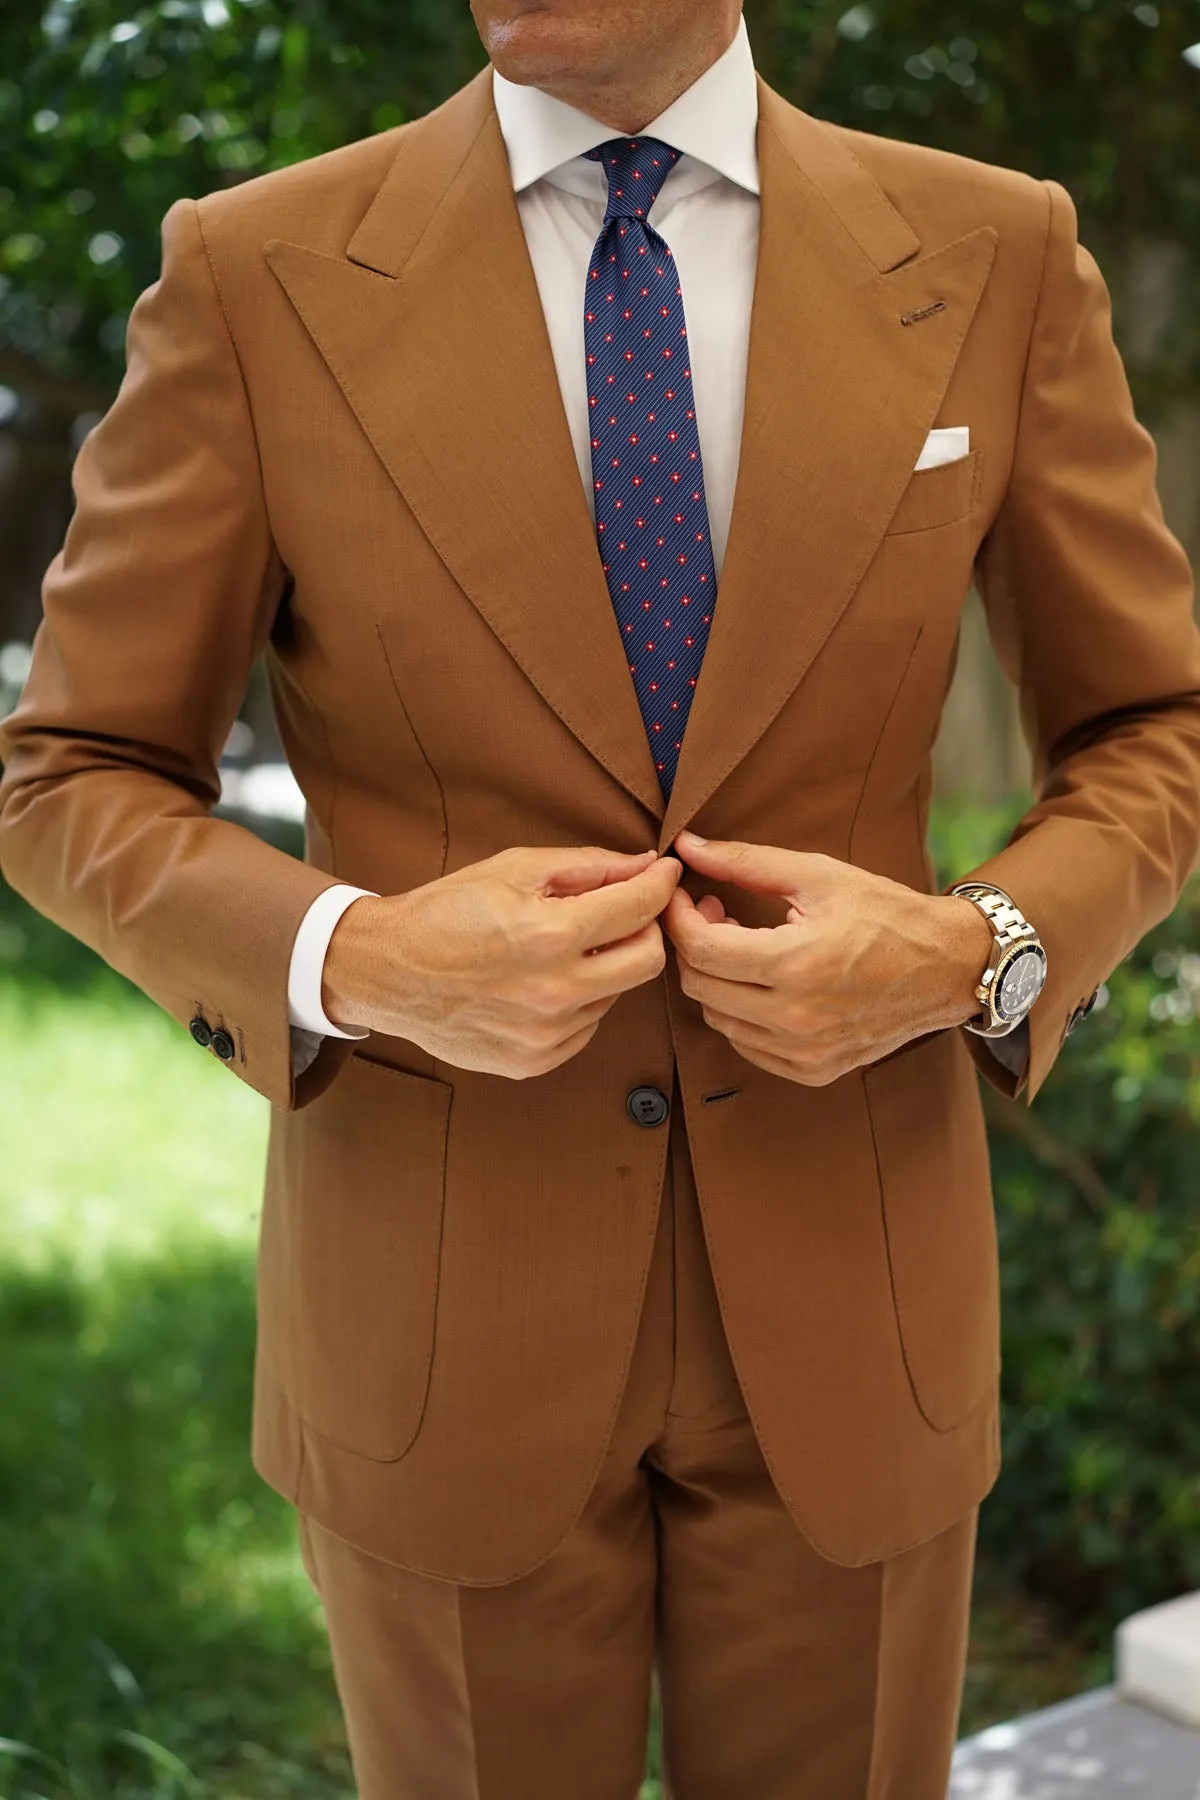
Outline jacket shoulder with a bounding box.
[190,125,409,260]
[823,120,1053,248]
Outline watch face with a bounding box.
[997,947,1047,1022]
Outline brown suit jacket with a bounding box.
[2,65,1199,1585]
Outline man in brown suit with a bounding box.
[2,0,1199,1792]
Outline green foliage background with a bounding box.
[2,0,1199,409]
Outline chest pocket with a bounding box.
[885,447,983,536]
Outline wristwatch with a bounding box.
[949,881,1048,1039]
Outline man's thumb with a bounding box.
[674,830,813,899]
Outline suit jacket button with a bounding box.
[211,1028,236,1062]
[189,1016,213,1049]
[626,1085,669,1127]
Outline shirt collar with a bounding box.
[491,11,760,199]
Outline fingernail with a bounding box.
[680,829,707,844]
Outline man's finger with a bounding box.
[663,885,786,980]
[695,893,729,924]
[685,972,787,1029]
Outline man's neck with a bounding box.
[530,23,738,134]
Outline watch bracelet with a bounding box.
[948,881,1045,1037]
[949,882,1037,947]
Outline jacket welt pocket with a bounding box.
[885,448,982,536]
[272,1050,453,1461]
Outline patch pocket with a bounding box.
[862,1027,999,1431]
[885,447,982,536]
[273,1050,453,1461]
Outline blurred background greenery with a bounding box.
[1,2,1199,1796]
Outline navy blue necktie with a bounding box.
[583,136,719,804]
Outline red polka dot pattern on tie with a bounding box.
[583,134,717,803]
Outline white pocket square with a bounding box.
[914,426,970,471]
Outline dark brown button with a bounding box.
[626,1085,669,1127]
[211,1028,235,1062]
[1066,990,1100,1037]
[189,1016,213,1049]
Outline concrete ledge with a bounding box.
[951,1685,1200,1796]
[1117,1589,1200,1729]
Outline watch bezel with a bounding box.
[992,941,1048,1023]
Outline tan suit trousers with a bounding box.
[298,1070,978,1799]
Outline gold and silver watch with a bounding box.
[949,882,1048,1039]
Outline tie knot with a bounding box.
[585,135,681,225]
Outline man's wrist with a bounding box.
[936,894,996,1030]
[321,895,380,1033]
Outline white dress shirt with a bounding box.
[286,14,763,1070]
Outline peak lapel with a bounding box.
[264,66,665,820]
[265,68,998,844]
[657,79,997,848]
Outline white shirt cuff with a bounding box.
[287,884,378,1039]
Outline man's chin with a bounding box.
[484,13,602,87]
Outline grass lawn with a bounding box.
[0,974,354,1800]
[0,958,1101,1799]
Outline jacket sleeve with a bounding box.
[0,195,355,1112]
[954,176,1200,1104]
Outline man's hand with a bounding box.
[321,845,683,1079]
[662,830,994,1086]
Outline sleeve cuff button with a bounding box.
[1066,991,1099,1037]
